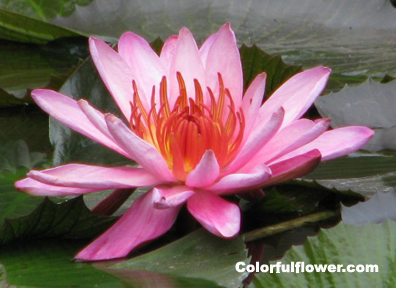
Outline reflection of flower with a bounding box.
[15,24,373,261]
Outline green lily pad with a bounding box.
[251,220,396,288]
[301,153,396,198]
[103,229,249,288]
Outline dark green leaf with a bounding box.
[0,195,117,245]
[251,221,396,288]
[103,229,249,288]
[0,239,129,288]
[240,45,301,96]
[0,38,88,106]
[0,9,81,43]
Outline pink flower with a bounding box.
[15,24,374,261]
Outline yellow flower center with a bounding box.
[130,73,245,181]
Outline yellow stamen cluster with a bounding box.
[130,73,245,181]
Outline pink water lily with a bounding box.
[15,23,374,261]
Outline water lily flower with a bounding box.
[15,23,374,261]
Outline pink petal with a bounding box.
[160,35,178,69]
[203,23,243,106]
[185,150,220,188]
[241,72,267,136]
[15,177,97,197]
[259,66,331,128]
[27,164,164,189]
[31,89,129,158]
[226,107,284,174]
[263,149,322,187]
[169,27,206,107]
[260,118,331,164]
[198,32,217,66]
[276,126,375,162]
[105,114,175,182]
[152,185,195,209]
[209,165,272,194]
[187,190,240,238]
[89,37,139,119]
[75,189,181,261]
[118,32,167,104]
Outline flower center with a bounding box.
[130,73,245,181]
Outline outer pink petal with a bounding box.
[275,126,375,163]
[259,118,331,164]
[203,23,243,106]
[209,165,272,194]
[241,72,267,136]
[160,35,178,69]
[185,150,220,188]
[31,89,129,158]
[118,32,167,104]
[187,190,240,238]
[226,107,284,175]
[75,189,181,261]
[262,149,322,187]
[15,177,97,197]
[105,114,175,182]
[152,185,195,209]
[27,164,164,189]
[89,37,139,119]
[259,66,331,128]
[169,28,206,107]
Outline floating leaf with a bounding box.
[301,153,396,198]
[316,78,396,151]
[0,9,81,43]
[342,189,396,226]
[0,37,88,105]
[252,221,396,288]
[103,229,249,288]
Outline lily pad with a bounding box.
[316,78,396,151]
[251,220,396,288]
[103,229,249,288]
[301,153,396,198]
[342,189,396,226]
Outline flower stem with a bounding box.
[92,188,135,216]
[243,210,340,242]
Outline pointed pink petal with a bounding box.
[226,107,284,174]
[259,118,331,164]
[198,32,217,65]
[169,28,205,107]
[75,189,181,261]
[263,149,322,187]
[259,66,331,128]
[185,150,220,188]
[31,89,129,158]
[15,177,97,197]
[160,35,178,69]
[241,72,267,136]
[276,126,375,162]
[118,32,166,104]
[27,164,164,189]
[105,114,175,182]
[203,23,243,106]
[209,165,272,194]
[89,37,138,119]
[187,190,240,238]
[152,185,195,209]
